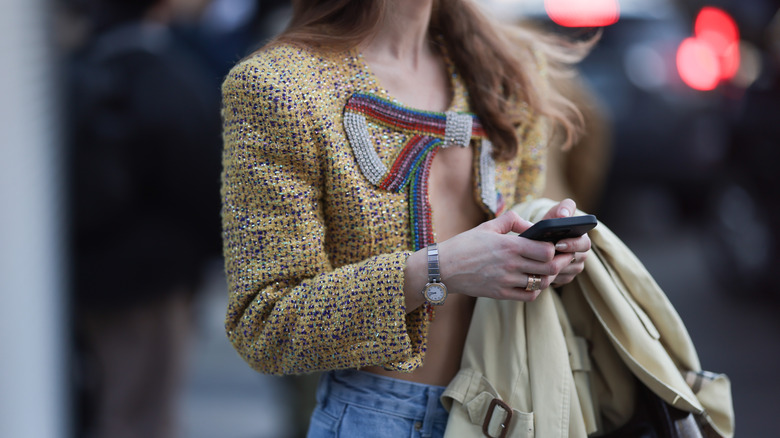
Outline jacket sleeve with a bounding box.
[220,57,426,376]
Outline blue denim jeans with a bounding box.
[306,369,449,438]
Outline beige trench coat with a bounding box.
[441,199,734,438]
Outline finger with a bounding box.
[485,210,534,235]
[551,254,588,287]
[507,289,542,302]
[552,251,581,272]
[524,273,543,292]
[556,198,577,218]
[499,271,553,293]
[553,235,591,253]
[558,256,584,273]
[543,198,577,220]
[551,276,573,288]
[499,277,552,301]
[502,263,556,289]
[550,269,577,287]
[517,240,557,263]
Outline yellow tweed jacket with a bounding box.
[221,43,549,375]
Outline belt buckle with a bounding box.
[482,398,512,438]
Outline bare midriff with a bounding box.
[364,145,486,387]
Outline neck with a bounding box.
[361,0,435,68]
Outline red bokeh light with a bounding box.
[695,6,740,80]
[677,37,721,91]
[544,0,620,28]
[695,7,739,54]
[677,7,740,90]
[719,42,741,79]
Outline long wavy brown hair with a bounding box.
[269,0,593,161]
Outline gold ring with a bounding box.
[525,274,542,292]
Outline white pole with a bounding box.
[0,0,68,436]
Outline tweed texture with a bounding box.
[221,43,548,375]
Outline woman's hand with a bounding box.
[537,198,591,288]
[438,200,588,300]
[403,198,591,309]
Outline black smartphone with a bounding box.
[519,215,597,242]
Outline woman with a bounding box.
[221,0,592,435]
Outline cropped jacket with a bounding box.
[220,43,549,375]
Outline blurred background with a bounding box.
[1,0,777,436]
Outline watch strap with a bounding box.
[427,243,441,283]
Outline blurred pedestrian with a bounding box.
[65,0,222,436]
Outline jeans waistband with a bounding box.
[317,369,448,421]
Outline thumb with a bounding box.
[486,210,534,235]
[542,198,577,220]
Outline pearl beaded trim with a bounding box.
[480,139,498,213]
[343,111,387,186]
[444,111,473,148]
[343,93,500,252]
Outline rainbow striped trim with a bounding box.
[344,93,497,251]
[345,93,488,142]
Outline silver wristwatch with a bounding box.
[422,243,447,305]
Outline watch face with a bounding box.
[424,283,447,305]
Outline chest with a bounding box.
[312,55,525,262]
[322,96,522,259]
[428,146,486,242]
